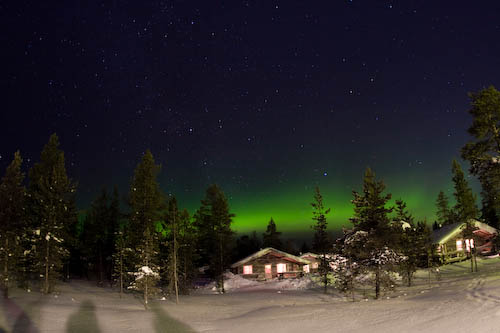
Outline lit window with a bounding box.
[243,265,253,274]
[265,264,272,274]
[312,262,319,269]
[456,240,463,251]
[465,239,470,252]
[470,239,474,248]
[277,263,287,273]
[303,265,310,273]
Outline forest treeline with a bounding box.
[0,86,499,303]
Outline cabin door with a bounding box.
[265,264,272,279]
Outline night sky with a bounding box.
[1,1,500,235]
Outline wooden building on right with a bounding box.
[433,219,498,263]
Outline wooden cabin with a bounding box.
[433,220,498,263]
[299,252,320,273]
[231,247,311,280]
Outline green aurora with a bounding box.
[175,167,480,235]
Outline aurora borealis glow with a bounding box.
[1,1,497,236]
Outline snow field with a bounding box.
[3,257,500,332]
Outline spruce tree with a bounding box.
[177,208,196,293]
[235,232,261,261]
[81,189,109,285]
[112,228,126,297]
[126,150,164,307]
[394,199,413,225]
[311,186,331,294]
[349,168,400,299]
[393,200,430,286]
[106,186,120,281]
[194,184,234,293]
[478,170,500,228]
[451,160,479,223]
[0,151,25,298]
[165,197,180,303]
[129,226,160,308]
[461,222,479,273]
[461,86,500,226]
[435,191,452,226]
[27,134,77,294]
[262,218,282,250]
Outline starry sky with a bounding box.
[1,1,500,236]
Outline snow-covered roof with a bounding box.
[300,252,319,259]
[231,247,311,268]
[432,219,498,244]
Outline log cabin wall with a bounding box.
[236,253,305,280]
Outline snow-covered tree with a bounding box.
[125,150,164,306]
[26,134,77,294]
[0,151,25,298]
[177,208,197,293]
[165,197,180,303]
[128,227,160,308]
[311,186,331,294]
[112,229,127,297]
[398,219,432,287]
[330,251,359,301]
[349,168,400,299]
[194,184,234,293]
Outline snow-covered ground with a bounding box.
[3,257,500,332]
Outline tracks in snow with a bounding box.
[466,277,500,306]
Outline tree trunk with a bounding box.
[45,238,50,294]
[375,267,380,299]
[173,218,179,304]
[98,244,104,286]
[473,251,478,272]
[119,248,123,298]
[351,275,355,302]
[323,254,327,294]
[144,275,148,309]
[3,238,8,298]
[407,268,412,287]
[144,252,149,309]
[219,237,224,294]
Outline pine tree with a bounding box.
[394,199,413,225]
[27,134,77,294]
[435,191,452,226]
[178,208,196,293]
[300,241,310,254]
[235,232,261,261]
[262,218,282,250]
[461,222,479,273]
[112,227,126,297]
[126,150,164,307]
[451,160,479,223]
[81,189,109,285]
[165,197,180,303]
[0,151,25,298]
[349,168,399,299]
[461,86,500,226]
[478,169,500,228]
[128,226,160,308]
[393,200,431,286]
[194,184,234,293]
[106,186,120,281]
[311,186,331,294]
